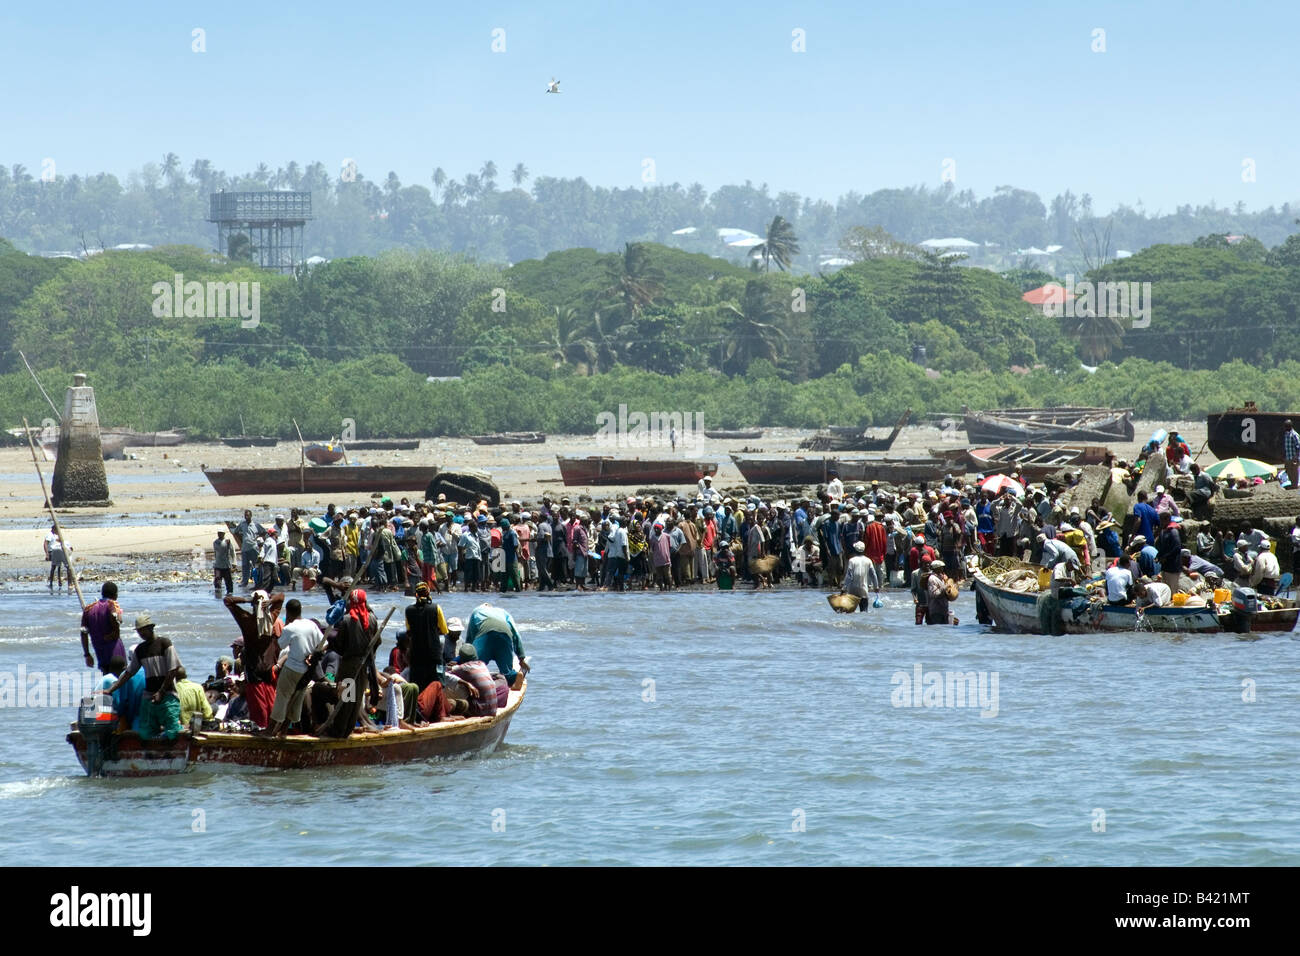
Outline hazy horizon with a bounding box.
[3,0,1297,216]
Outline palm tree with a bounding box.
[511,163,529,188]
[432,167,447,194]
[751,215,800,272]
[462,173,481,201]
[719,280,788,372]
[550,306,597,374]
[442,180,464,207]
[1064,310,1126,365]
[590,310,632,372]
[602,242,665,322]
[480,161,497,191]
[161,152,181,185]
[253,162,271,186]
[384,171,402,198]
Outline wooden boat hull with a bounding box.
[730,455,946,486]
[203,465,438,496]
[221,436,278,447]
[67,686,524,777]
[973,572,1222,634]
[304,444,346,465]
[966,444,1110,480]
[799,409,911,452]
[556,456,716,485]
[703,429,763,440]
[1206,405,1291,463]
[470,433,546,445]
[963,407,1134,445]
[103,428,188,447]
[346,440,421,450]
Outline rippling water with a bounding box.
[1,582,1296,865]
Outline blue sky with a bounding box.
[2,0,1295,213]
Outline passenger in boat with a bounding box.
[1136,575,1173,609]
[447,644,496,718]
[102,654,145,733]
[269,599,325,738]
[104,613,184,741]
[225,679,249,722]
[175,666,212,730]
[1156,513,1184,592]
[389,631,410,672]
[223,591,284,730]
[321,588,381,738]
[80,581,124,672]
[1245,547,1281,595]
[1103,563,1135,606]
[1129,536,1160,578]
[376,668,418,730]
[463,604,530,690]
[406,582,449,690]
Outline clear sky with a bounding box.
[2,0,1295,213]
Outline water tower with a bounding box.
[208,190,312,273]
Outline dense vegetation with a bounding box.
[2,230,1300,438]
[3,156,1299,268]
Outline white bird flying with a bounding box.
[545,78,561,94]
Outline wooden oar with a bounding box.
[23,418,89,648]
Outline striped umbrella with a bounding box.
[1204,457,1277,481]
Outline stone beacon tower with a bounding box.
[50,373,112,507]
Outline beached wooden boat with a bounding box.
[221,435,279,447]
[799,409,911,452]
[67,684,525,777]
[345,439,421,450]
[103,427,189,447]
[1206,402,1292,462]
[556,456,716,485]
[469,432,546,445]
[304,443,346,465]
[963,406,1134,445]
[203,464,438,496]
[703,428,764,440]
[965,444,1110,480]
[731,455,946,486]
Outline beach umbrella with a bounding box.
[1204,457,1277,481]
[981,474,1024,496]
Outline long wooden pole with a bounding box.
[292,417,306,493]
[23,417,87,612]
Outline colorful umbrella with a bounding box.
[1204,457,1277,481]
[980,474,1024,496]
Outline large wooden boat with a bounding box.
[799,409,911,452]
[730,455,947,486]
[556,456,716,485]
[220,435,279,447]
[973,571,1298,635]
[1206,402,1293,463]
[67,685,525,777]
[469,432,546,445]
[963,406,1134,445]
[203,464,439,496]
[965,444,1110,480]
[973,571,1220,634]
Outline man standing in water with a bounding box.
[235,510,263,589]
[45,524,69,590]
[213,528,236,598]
[80,581,125,671]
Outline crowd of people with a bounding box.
[85,572,529,742]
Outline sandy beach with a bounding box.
[0,420,1208,581]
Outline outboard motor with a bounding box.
[1227,586,1259,634]
[77,692,117,777]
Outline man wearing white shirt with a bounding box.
[1104,564,1134,605]
[268,599,324,737]
[826,470,844,501]
[44,524,69,590]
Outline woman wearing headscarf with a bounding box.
[321,588,380,737]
